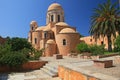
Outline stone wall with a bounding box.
[56,33,80,56]
[45,43,57,56]
[0,61,47,72]
[58,65,99,80]
[80,35,116,49]
[32,31,41,49]
[22,61,47,70]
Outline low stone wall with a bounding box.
[58,65,99,80]
[114,56,120,64]
[99,53,119,58]
[22,61,47,70]
[93,60,113,68]
[0,61,47,72]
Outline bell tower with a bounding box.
[46,3,64,24]
[30,21,38,31]
[28,21,38,43]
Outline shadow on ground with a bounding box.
[0,73,8,80]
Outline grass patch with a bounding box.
[104,51,115,55]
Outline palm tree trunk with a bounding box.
[107,35,112,52]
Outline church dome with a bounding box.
[30,21,37,25]
[43,28,51,31]
[35,26,45,31]
[59,28,76,33]
[55,22,69,26]
[48,3,63,11]
[46,39,55,44]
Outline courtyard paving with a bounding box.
[0,56,120,80]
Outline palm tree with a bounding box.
[89,0,120,51]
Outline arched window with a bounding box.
[50,33,53,39]
[90,39,92,42]
[63,39,66,45]
[58,15,60,22]
[101,41,104,45]
[35,38,37,44]
[51,15,54,22]
[44,32,47,39]
[31,27,33,30]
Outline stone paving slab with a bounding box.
[8,74,25,80]
[24,75,36,80]
[79,64,120,78]
[0,56,119,80]
[91,73,120,80]
[25,77,61,80]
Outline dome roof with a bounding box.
[30,21,37,25]
[55,22,69,26]
[46,39,55,44]
[43,28,51,31]
[59,28,76,33]
[35,26,45,31]
[48,3,63,11]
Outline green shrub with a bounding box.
[76,43,89,53]
[30,48,43,60]
[0,37,31,67]
[89,45,105,56]
[0,51,28,67]
[20,48,31,59]
[6,37,32,51]
[34,50,42,60]
[114,35,120,52]
[0,37,43,67]
[0,44,11,59]
[114,47,120,52]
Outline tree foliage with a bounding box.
[114,35,120,52]
[0,37,42,67]
[89,0,120,51]
[6,37,32,51]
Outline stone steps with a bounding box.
[37,70,52,78]
[44,66,58,73]
[45,63,58,69]
[40,68,57,77]
[40,62,59,77]
[2,62,60,80]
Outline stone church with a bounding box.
[28,3,80,56]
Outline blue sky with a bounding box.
[0,0,118,38]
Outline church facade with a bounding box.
[28,3,80,56]
[28,3,117,56]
